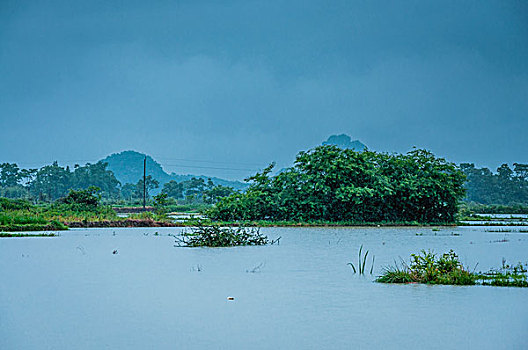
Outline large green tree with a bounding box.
[208,146,466,223]
[72,162,120,198]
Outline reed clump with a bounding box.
[348,245,375,275]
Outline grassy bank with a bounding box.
[0,198,175,231]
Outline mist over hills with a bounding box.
[101,135,367,190]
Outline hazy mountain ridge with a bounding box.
[102,135,367,190]
[101,151,248,190]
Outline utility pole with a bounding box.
[143,156,146,210]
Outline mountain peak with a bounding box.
[322,134,367,151]
[102,150,172,185]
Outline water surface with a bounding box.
[1,226,527,349]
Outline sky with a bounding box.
[1,0,527,180]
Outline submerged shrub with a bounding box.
[175,219,277,247]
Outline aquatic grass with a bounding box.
[376,261,414,284]
[348,245,375,275]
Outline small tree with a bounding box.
[58,186,101,211]
[153,193,169,214]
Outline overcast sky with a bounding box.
[1,0,527,180]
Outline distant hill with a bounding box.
[101,150,247,190]
[102,151,172,185]
[322,134,367,151]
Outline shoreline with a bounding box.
[3,219,528,232]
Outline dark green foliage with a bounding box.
[161,178,234,204]
[71,162,121,199]
[175,219,274,247]
[134,175,159,199]
[0,185,29,199]
[29,162,72,201]
[1,161,119,202]
[58,186,101,211]
[203,184,235,204]
[461,163,528,205]
[0,163,22,188]
[208,146,466,223]
[161,180,185,199]
[153,193,169,213]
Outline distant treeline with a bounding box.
[0,161,233,204]
[207,146,466,223]
[2,153,527,210]
[460,163,528,205]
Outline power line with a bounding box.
[155,157,264,167]
[4,157,267,172]
[163,164,259,172]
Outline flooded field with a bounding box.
[1,226,527,349]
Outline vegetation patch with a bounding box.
[175,219,279,247]
[377,250,527,287]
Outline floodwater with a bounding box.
[1,226,527,349]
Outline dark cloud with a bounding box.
[1,0,527,179]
